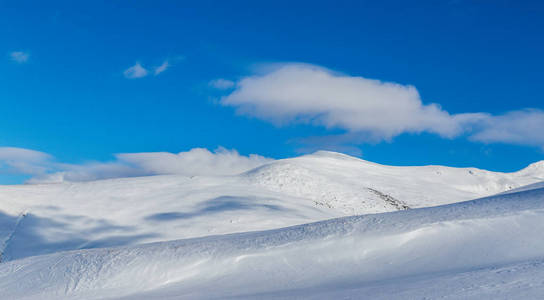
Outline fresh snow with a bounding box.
[0,183,543,299]
[0,152,543,299]
[0,151,542,261]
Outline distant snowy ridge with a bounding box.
[1,184,543,299]
[0,151,542,262]
[244,151,544,212]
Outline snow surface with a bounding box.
[1,182,544,299]
[0,151,543,262]
[1,152,544,299]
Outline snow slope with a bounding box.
[1,183,543,299]
[244,151,544,211]
[0,151,543,261]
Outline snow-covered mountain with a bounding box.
[0,151,543,262]
[244,151,544,211]
[1,180,544,299]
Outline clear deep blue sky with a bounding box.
[1,0,543,182]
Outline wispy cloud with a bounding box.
[124,56,182,78]
[123,62,148,79]
[218,63,544,149]
[469,109,544,148]
[154,60,170,76]
[210,78,235,89]
[0,147,52,176]
[9,51,29,63]
[0,147,272,184]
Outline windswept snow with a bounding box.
[0,184,544,299]
[0,151,542,262]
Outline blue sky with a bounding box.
[1,0,544,184]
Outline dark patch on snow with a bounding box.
[367,188,410,210]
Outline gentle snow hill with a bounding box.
[244,151,544,211]
[0,151,543,261]
[1,184,544,299]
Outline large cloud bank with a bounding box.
[0,147,272,184]
[218,63,544,148]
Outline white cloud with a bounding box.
[123,62,148,79]
[0,147,52,175]
[38,162,143,183]
[124,56,182,78]
[469,109,544,149]
[0,147,272,184]
[9,51,29,63]
[221,63,476,140]
[210,78,235,89]
[219,63,544,148]
[117,147,271,177]
[154,60,170,76]
[0,147,51,162]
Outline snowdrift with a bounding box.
[1,184,543,299]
